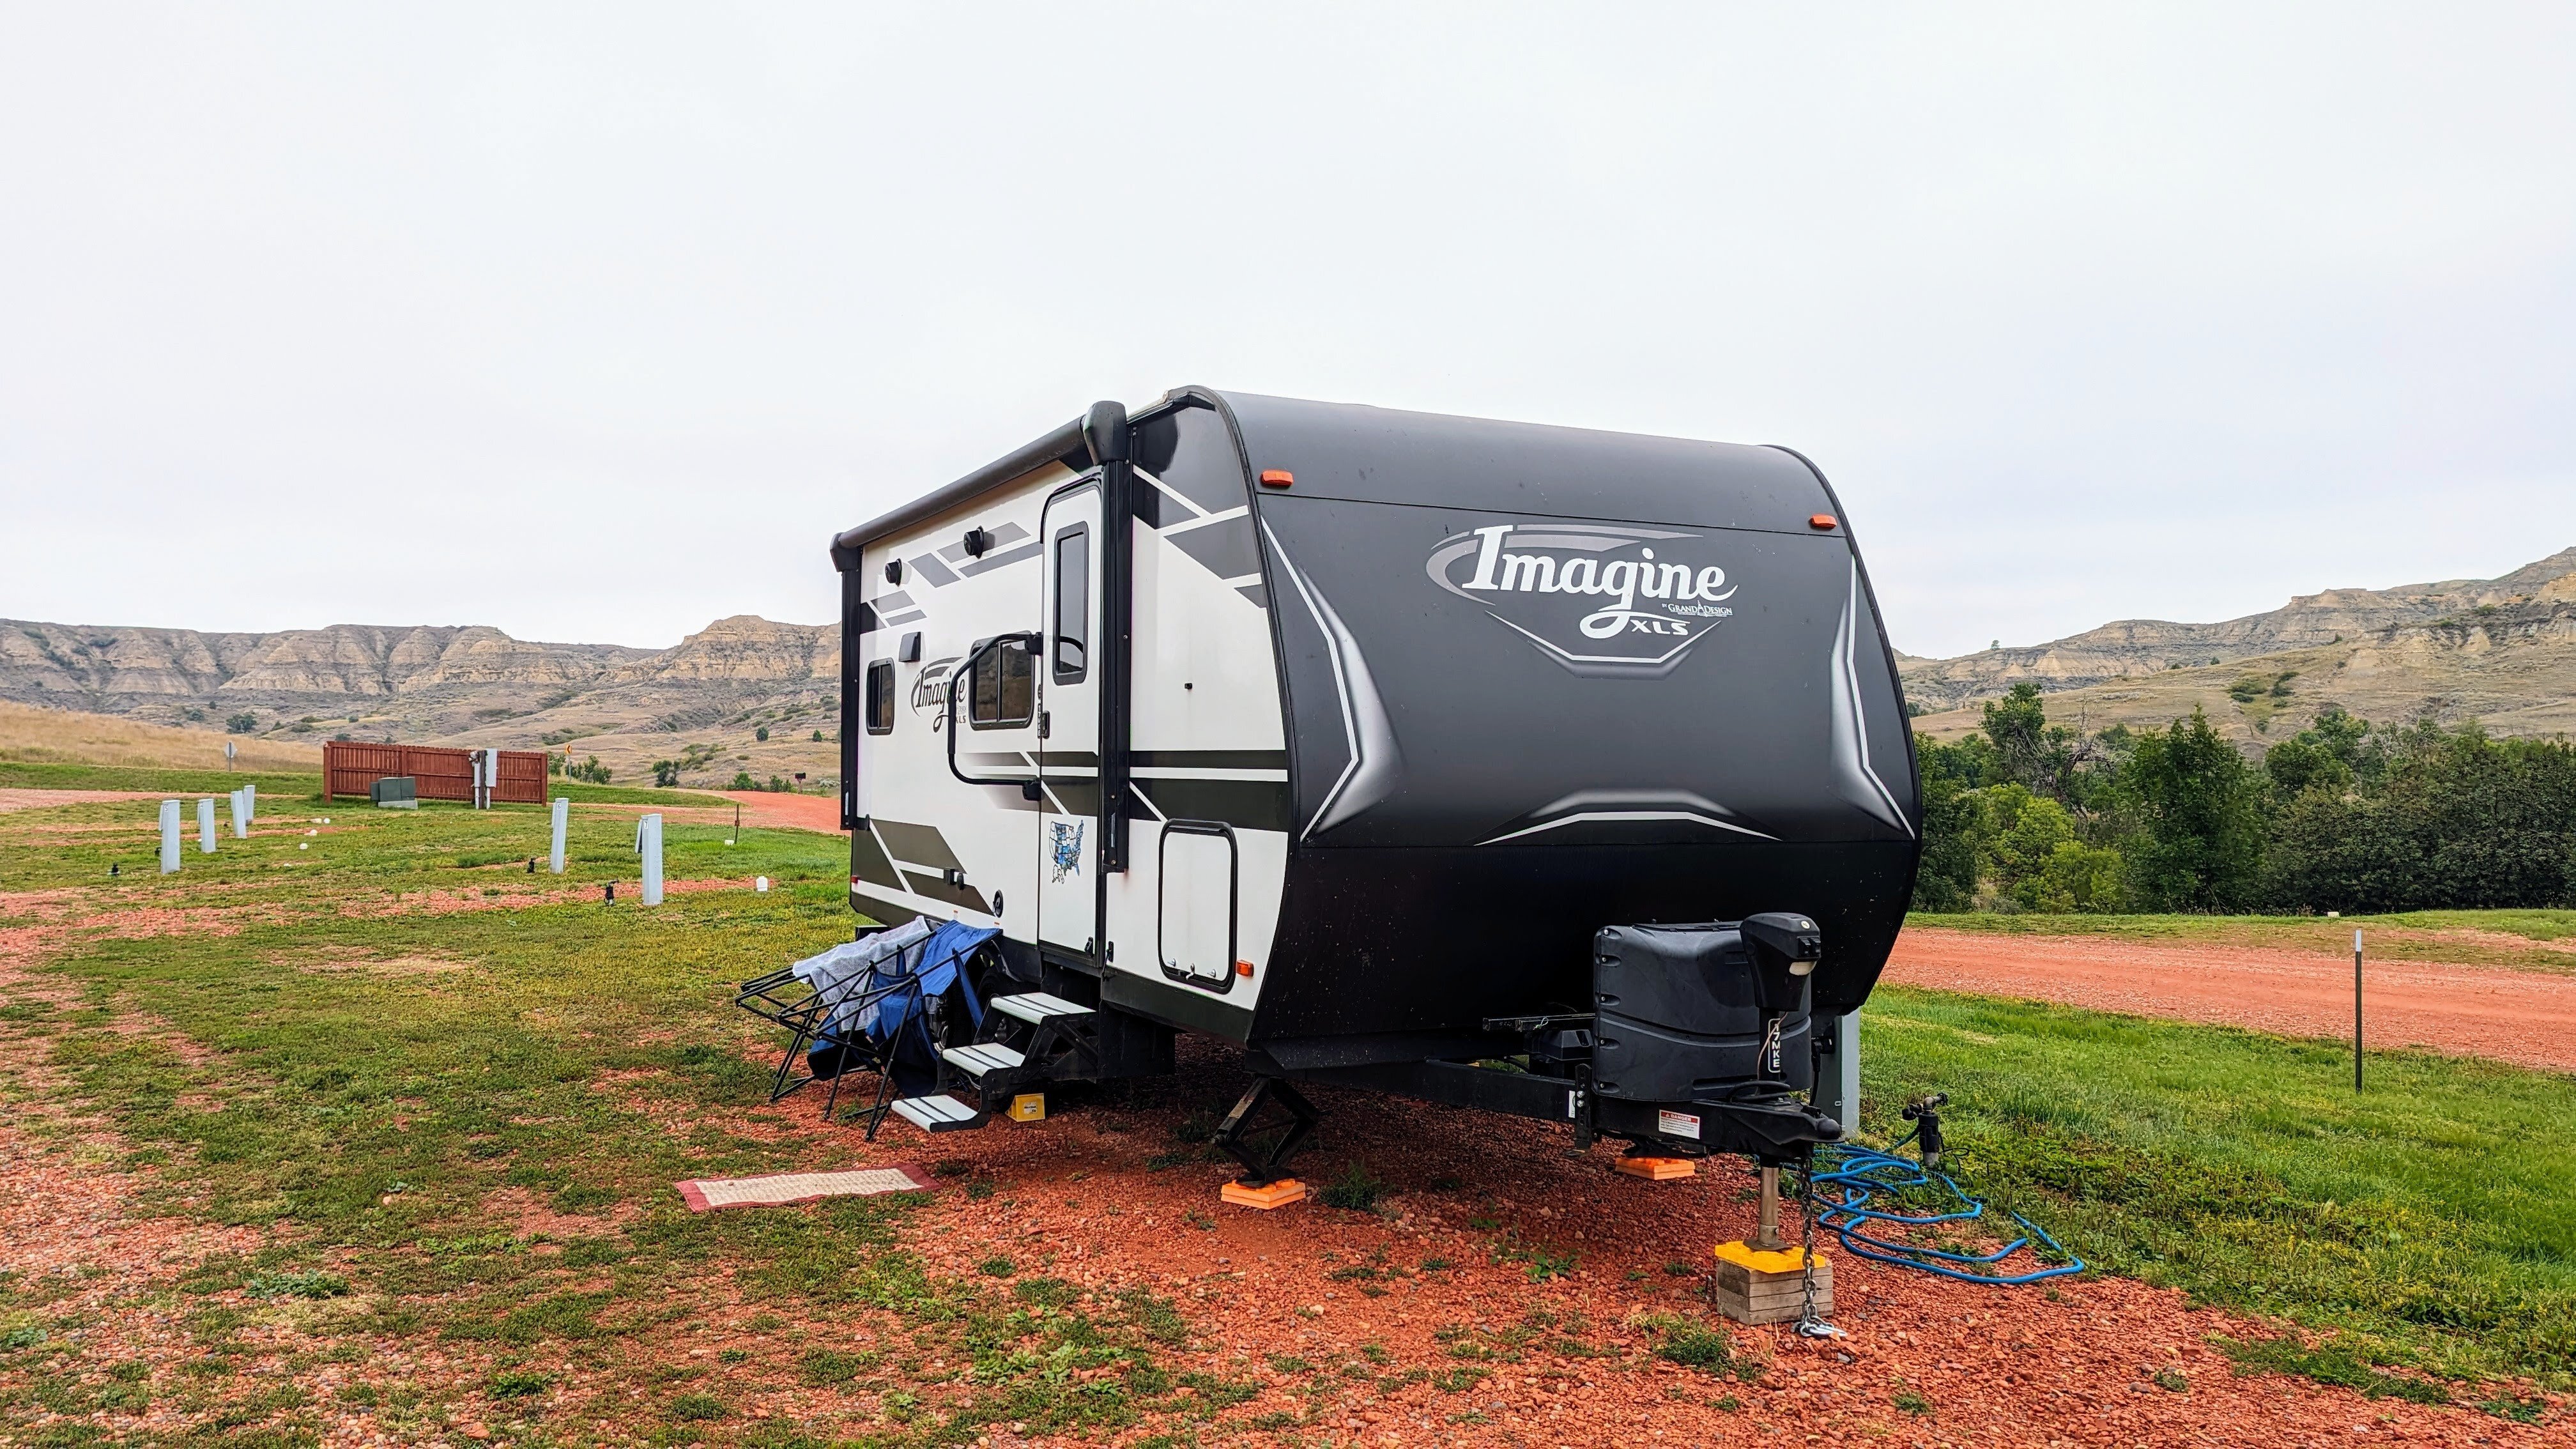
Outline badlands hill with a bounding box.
[0,615,839,789]
[1903,547,2576,746]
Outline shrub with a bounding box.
[755,726,770,742]
[668,1391,724,1420]
[1655,1319,1733,1370]
[651,760,680,787]
[1317,1162,1389,1212]
[730,770,756,790]
[225,712,258,733]
[242,1269,348,1300]
[487,1368,555,1399]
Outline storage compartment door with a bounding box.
[1155,822,1237,992]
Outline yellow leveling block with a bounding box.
[1710,1240,1833,1325]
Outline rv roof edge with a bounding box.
[829,415,1089,570]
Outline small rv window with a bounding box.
[968,637,1035,729]
[1052,523,1089,684]
[864,660,894,735]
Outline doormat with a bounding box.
[673,1165,936,1211]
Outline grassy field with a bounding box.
[0,799,2568,1444]
[0,699,323,772]
[1860,988,2574,1390]
[1906,909,2576,975]
[0,758,737,808]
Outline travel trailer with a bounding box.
[824,388,1920,1178]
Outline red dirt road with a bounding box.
[1888,929,2576,1073]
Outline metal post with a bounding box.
[550,797,569,873]
[2354,928,2363,1092]
[159,800,181,874]
[197,798,217,854]
[640,813,663,905]
[1755,1165,1785,1252]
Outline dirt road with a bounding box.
[1888,928,2576,1073]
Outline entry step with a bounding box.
[993,992,1094,1024]
[888,1094,985,1132]
[941,1043,1026,1078]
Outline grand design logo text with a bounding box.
[1424,522,1737,678]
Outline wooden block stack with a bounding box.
[1710,1241,1832,1325]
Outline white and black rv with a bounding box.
[824,389,1920,1176]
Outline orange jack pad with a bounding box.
[1222,1178,1309,1210]
[1615,1157,1698,1181]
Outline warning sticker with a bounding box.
[1657,1109,1701,1140]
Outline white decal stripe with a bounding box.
[1161,505,1249,535]
[1475,811,1778,846]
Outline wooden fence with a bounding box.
[323,741,551,804]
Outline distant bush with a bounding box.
[811,729,824,742]
[767,774,788,792]
[1317,1162,1389,1212]
[755,726,770,742]
[730,770,756,790]
[566,756,611,785]
[651,760,680,787]
[224,712,257,733]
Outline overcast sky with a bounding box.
[3,4,2570,659]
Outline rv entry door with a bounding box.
[1036,482,1101,958]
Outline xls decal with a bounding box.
[1425,522,1736,678]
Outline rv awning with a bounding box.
[830,417,1092,571]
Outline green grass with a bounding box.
[1860,985,2576,1386]
[1906,908,2576,976]
[0,792,1308,1443]
[0,760,325,795]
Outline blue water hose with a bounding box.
[1809,1139,2085,1285]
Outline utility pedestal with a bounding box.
[1814,1008,1860,1131]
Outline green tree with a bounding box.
[651,760,680,788]
[225,712,258,733]
[2122,710,2264,911]
[1981,683,2076,797]
[1909,771,1983,910]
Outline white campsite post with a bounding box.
[639,813,664,905]
[159,800,181,873]
[243,782,256,825]
[197,798,217,853]
[549,796,569,873]
[229,788,248,839]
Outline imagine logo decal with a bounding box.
[1423,522,1736,677]
[1048,819,1084,883]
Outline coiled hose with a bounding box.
[1809,1131,2085,1285]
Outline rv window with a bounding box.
[968,638,1035,729]
[1052,524,1089,683]
[864,661,894,735]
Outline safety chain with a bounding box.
[1791,1151,1844,1340]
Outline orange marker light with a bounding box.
[1809,514,1839,530]
[1259,469,1294,488]
[1236,958,1255,977]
